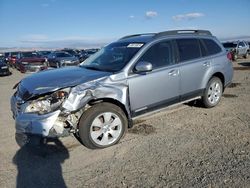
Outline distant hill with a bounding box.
[219,35,250,42]
[1,35,250,53]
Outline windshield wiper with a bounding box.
[81,65,115,73]
[82,66,103,71]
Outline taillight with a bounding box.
[227,52,232,61]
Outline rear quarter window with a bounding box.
[202,39,222,56]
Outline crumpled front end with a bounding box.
[11,93,68,138]
[63,77,129,112]
[11,74,130,144]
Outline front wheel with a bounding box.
[202,77,223,108]
[78,103,127,149]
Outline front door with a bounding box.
[127,40,180,116]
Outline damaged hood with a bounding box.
[18,66,111,100]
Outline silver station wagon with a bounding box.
[11,30,233,149]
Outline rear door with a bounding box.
[176,38,210,100]
[128,40,180,116]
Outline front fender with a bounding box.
[62,78,130,115]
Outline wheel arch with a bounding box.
[212,72,225,87]
[87,97,133,128]
[203,71,225,92]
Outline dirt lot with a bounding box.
[0,58,250,188]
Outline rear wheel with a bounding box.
[243,52,248,59]
[77,102,127,149]
[233,53,237,61]
[202,77,223,108]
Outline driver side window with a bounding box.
[138,40,174,69]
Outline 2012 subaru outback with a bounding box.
[11,30,233,149]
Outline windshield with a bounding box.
[86,51,96,55]
[22,52,41,58]
[80,42,143,72]
[56,52,72,58]
[223,43,237,48]
[39,51,51,55]
[63,50,77,55]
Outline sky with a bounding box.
[0,0,250,48]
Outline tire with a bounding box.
[78,102,127,149]
[56,62,60,68]
[232,53,237,61]
[202,77,223,108]
[243,52,248,59]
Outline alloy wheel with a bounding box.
[90,112,122,146]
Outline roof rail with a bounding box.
[119,33,155,40]
[154,30,212,38]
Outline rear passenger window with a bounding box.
[138,41,174,69]
[202,39,222,55]
[239,42,245,47]
[176,39,201,62]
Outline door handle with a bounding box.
[203,62,210,67]
[168,69,179,76]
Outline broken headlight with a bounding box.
[23,88,70,115]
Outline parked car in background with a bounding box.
[1,53,8,63]
[37,50,52,58]
[62,48,85,62]
[79,48,99,62]
[85,48,99,56]
[15,51,47,73]
[222,41,249,61]
[247,41,250,53]
[11,30,233,149]
[62,49,80,57]
[0,55,11,76]
[47,51,79,68]
[77,49,89,62]
[5,52,18,68]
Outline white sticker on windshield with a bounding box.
[127,43,144,48]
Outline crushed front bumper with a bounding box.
[11,95,61,137]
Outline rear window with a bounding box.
[202,39,222,56]
[239,42,245,47]
[22,52,40,58]
[222,42,237,48]
[176,39,201,62]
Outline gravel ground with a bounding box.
[0,58,250,188]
